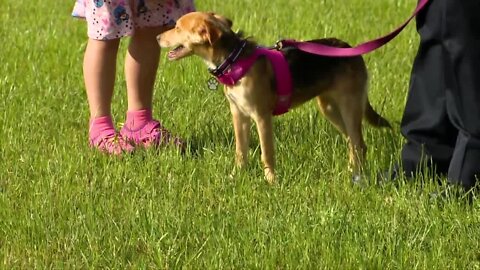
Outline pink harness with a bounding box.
[212,47,293,116]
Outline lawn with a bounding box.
[1,0,479,268]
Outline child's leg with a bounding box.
[123,0,196,110]
[121,26,185,149]
[84,38,134,154]
[124,26,168,111]
[83,38,120,118]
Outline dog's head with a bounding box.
[157,12,233,61]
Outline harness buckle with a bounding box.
[274,39,284,50]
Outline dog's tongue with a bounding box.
[167,50,177,60]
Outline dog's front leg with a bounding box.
[230,103,251,170]
[254,114,275,184]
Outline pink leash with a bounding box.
[278,0,430,57]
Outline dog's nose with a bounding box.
[156,34,165,46]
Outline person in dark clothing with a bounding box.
[398,0,480,191]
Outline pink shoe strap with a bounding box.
[125,109,153,131]
[121,120,184,147]
[89,116,116,146]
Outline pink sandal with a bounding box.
[89,131,134,155]
[89,116,134,155]
[120,120,186,150]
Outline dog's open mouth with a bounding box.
[167,45,191,60]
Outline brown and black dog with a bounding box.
[158,11,390,183]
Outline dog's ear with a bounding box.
[210,12,233,29]
[198,18,223,45]
[193,13,233,45]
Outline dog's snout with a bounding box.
[156,34,167,46]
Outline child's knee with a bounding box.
[88,38,121,52]
[133,26,172,40]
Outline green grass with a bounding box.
[1,0,479,268]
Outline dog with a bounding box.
[157,11,391,183]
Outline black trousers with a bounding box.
[401,0,480,190]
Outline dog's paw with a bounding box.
[265,169,276,185]
[206,77,219,91]
[352,174,369,187]
[352,174,362,184]
[229,166,239,179]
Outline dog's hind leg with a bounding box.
[337,96,367,177]
[316,96,347,136]
[318,94,366,178]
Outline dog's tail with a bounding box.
[365,101,391,128]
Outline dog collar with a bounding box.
[208,39,248,77]
[210,46,292,116]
